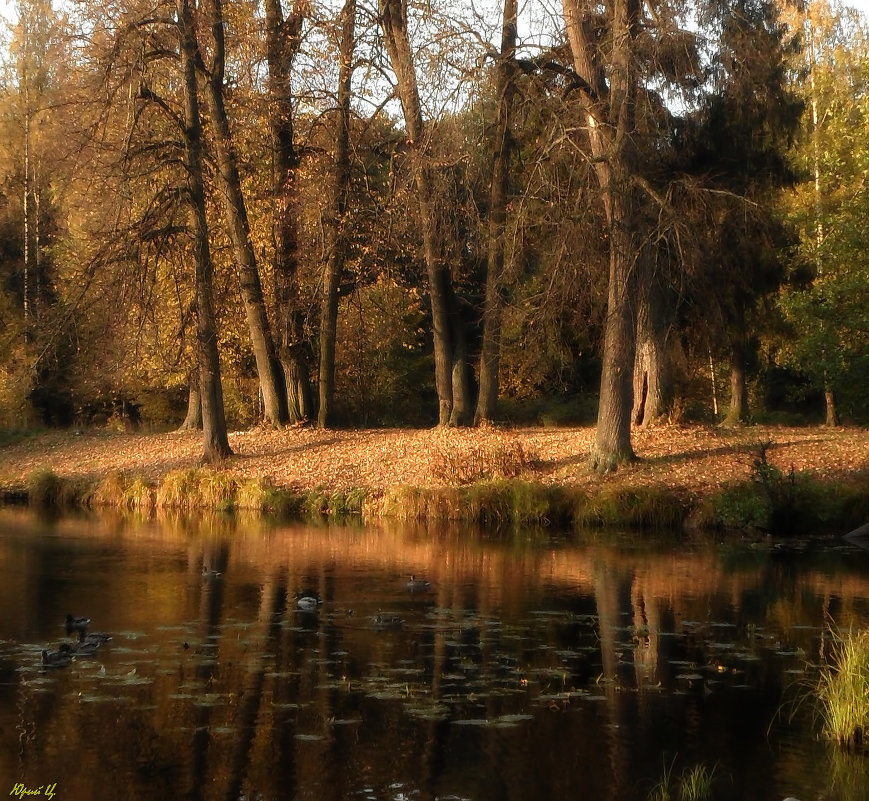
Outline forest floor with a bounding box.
[1,423,867,503]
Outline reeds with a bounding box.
[816,627,869,750]
[25,468,89,508]
[648,762,716,801]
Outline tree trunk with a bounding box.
[379,0,470,426]
[632,275,672,427]
[475,0,517,426]
[563,0,641,471]
[723,337,749,426]
[318,0,355,429]
[178,0,231,462]
[824,385,837,427]
[178,373,203,431]
[265,0,313,423]
[281,315,314,423]
[202,0,288,428]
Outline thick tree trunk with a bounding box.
[563,0,641,471]
[380,0,470,426]
[202,0,288,427]
[178,375,203,431]
[723,337,749,426]
[475,0,517,426]
[318,0,355,429]
[632,276,672,427]
[265,0,313,423]
[178,0,231,462]
[281,340,313,423]
[592,207,638,471]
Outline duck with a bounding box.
[80,631,113,645]
[42,644,73,668]
[72,638,101,655]
[65,614,91,634]
[296,592,323,612]
[406,575,431,592]
[373,614,404,630]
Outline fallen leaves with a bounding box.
[1,424,866,498]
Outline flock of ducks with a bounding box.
[295,574,432,630]
[40,615,112,668]
[42,573,430,666]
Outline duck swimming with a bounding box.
[373,614,404,630]
[296,593,323,612]
[42,644,73,668]
[65,614,90,634]
[79,631,113,645]
[406,575,431,591]
[72,639,101,655]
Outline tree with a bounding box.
[475,0,518,425]
[379,0,473,426]
[199,0,289,427]
[265,0,313,423]
[689,0,802,426]
[318,0,356,429]
[178,0,232,460]
[561,0,644,470]
[779,0,869,424]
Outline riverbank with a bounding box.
[1,424,867,531]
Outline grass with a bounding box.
[648,761,716,801]
[816,626,869,750]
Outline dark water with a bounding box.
[2,508,869,801]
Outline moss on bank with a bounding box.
[10,464,864,535]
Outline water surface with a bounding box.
[2,508,869,801]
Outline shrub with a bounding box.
[430,431,538,485]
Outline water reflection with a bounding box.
[2,508,869,801]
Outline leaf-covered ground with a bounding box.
[1,424,867,499]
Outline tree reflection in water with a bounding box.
[1,508,869,801]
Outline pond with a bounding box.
[1,507,869,801]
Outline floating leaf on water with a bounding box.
[492,713,533,726]
[294,733,324,741]
[676,673,705,682]
[451,718,489,726]
[404,704,450,721]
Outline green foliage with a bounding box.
[816,627,869,750]
[778,8,869,423]
[710,440,869,533]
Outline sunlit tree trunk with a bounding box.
[379,0,471,426]
[476,0,517,425]
[201,0,288,428]
[319,0,355,429]
[632,274,672,426]
[178,0,231,462]
[563,0,641,471]
[824,384,838,426]
[723,335,749,426]
[179,373,203,431]
[266,0,312,423]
